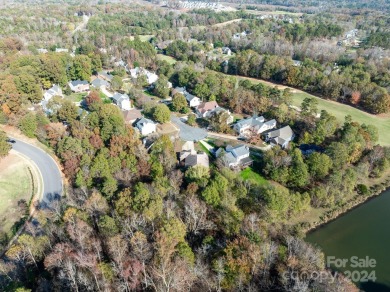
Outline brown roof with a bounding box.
[123,109,142,123]
[197,101,219,115]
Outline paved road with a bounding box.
[171,116,208,141]
[11,138,63,204]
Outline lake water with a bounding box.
[306,189,390,292]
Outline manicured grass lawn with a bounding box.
[157,54,177,65]
[0,153,33,236]
[290,92,390,146]
[234,75,390,146]
[240,167,268,186]
[198,143,212,156]
[129,35,155,42]
[65,92,87,102]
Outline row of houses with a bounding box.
[172,87,234,123]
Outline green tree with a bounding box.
[289,148,309,188]
[202,182,220,207]
[111,76,123,91]
[70,55,92,81]
[18,113,37,138]
[153,76,170,98]
[262,185,290,221]
[326,142,349,169]
[301,97,318,117]
[0,131,11,158]
[307,152,333,180]
[172,93,187,113]
[185,165,210,186]
[98,215,119,237]
[153,104,171,123]
[187,113,196,126]
[58,100,78,122]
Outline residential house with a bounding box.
[91,78,109,89]
[135,117,157,136]
[196,101,219,118]
[172,87,201,107]
[123,109,143,124]
[55,48,68,53]
[179,142,209,168]
[292,60,302,67]
[129,67,159,85]
[97,71,114,82]
[210,107,234,124]
[265,125,294,148]
[43,85,63,101]
[68,80,90,92]
[216,144,253,168]
[41,85,63,111]
[234,116,276,137]
[37,48,48,54]
[184,152,209,168]
[185,93,201,108]
[222,47,232,55]
[112,93,132,111]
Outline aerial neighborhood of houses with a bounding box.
[39,59,294,172]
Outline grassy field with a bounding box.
[0,153,33,236]
[157,54,177,65]
[235,75,390,146]
[129,34,154,42]
[65,92,87,102]
[240,167,268,186]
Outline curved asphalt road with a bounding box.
[11,138,63,204]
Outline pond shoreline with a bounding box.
[302,178,390,234]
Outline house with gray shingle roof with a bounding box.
[41,84,63,112]
[135,117,156,136]
[265,125,294,148]
[216,144,253,168]
[97,71,114,82]
[68,80,89,92]
[172,87,201,107]
[112,93,131,111]
[234,116,276,137]
[91,78,109,89]
[185,152,209,168]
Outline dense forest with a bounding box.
[0,1,389,291]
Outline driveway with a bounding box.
[207,132,271,151]
[11,138,63,204]
[171,116,207,141]
[101,86,113,98]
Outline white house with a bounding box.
[185,93,201,107]
[196,101,219,118]
[135,117,157,136]
[129,67,159,85]
[55,48,69,53]
[68,80,89,92]
[43,85,63,102]
[172,87,201,107]
[210,107,234,124]
[112,93,132,111]
[222,47,232,55]
[216,144,253,168]
[41,85,63,111]
[37,48,48,54]
[234,116,276,137]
